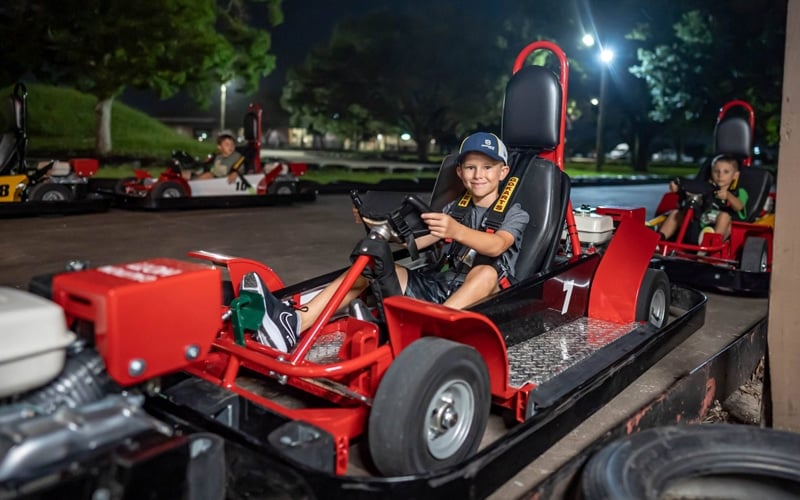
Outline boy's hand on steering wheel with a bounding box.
[352,206,363,224]
[421,212,460,240]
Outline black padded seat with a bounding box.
[0,86,27,175]
[427,63,570,281]
[0,133,18,173]
[736,167,774,222]
[233,111,262,174]
[694,114,772,222]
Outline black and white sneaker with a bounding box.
[239,272,300,352]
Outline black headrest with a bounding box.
[242,112,258,142]
[714,117,751,158]
[501,65,561,151]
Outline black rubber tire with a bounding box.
[368,337,490,476]
[741,237,768,272]
[28,182,73,202]
[635,268,671,328]
[151,180,186,199]
[580,424,800,500]
[268,180,297,195]
[114,176,136,195]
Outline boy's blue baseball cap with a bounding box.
[458,132,509,165]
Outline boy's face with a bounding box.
[218,137,236,157]
[457,152,509,200]
[711,159,739,189]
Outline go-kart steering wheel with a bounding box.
[170,150,197,172]
[351,190,431,258]
[674,177,717,213]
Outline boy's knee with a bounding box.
[470,264,498,280]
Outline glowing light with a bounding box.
[600,49,614,64]
[400,133,411,141]
[582,34,595,47]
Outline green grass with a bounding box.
[1,83,210,159]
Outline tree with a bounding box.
[628,1,786,155]
[1,0,282,155]
[282,7,505,161]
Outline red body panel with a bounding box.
[382,296,511,397]
[53,259,222,386]
[69,158,99,177]
[588,219,659,322]
[187,250,284,293]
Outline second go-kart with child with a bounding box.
[114,103,316,210]
[6,41,705,499]
[644,100,774,296]
[0,82,110,217]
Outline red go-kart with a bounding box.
[116,103,309,206]
[6,42,705,498]
[645,100,775,296]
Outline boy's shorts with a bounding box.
[403,269,460,304]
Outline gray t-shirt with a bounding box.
[441,200,530,279]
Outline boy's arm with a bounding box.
[720,188,746,213]
[414,233,441,250]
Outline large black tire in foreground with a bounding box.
[368,337,491,476]
[581,424,800,500]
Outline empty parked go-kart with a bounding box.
[0,82,108,216]
[3,41,705,498]
[115,103,314,209]
[644,100,775,296]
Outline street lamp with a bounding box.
[219,82,228,131]
[595,48,614,170]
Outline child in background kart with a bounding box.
[247,132,531,352]
[184,130,245,184]
[658,154,748,244]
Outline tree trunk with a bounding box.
[415,133,430,162]
[95,97,113,156]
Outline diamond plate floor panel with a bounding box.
[507,316,639,388]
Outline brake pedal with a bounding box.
[348,298,375,323]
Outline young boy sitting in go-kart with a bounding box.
[248,132,530,352]
[182,130,246,184]
[658,154,748,244]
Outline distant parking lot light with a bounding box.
[400,133,411,141]
[590,97,599,106]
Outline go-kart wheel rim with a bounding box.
[758,251,768,272]
[162,187,183,198]
[649,287,667,326]
[41,190,67,201]
[425,379,475,459]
